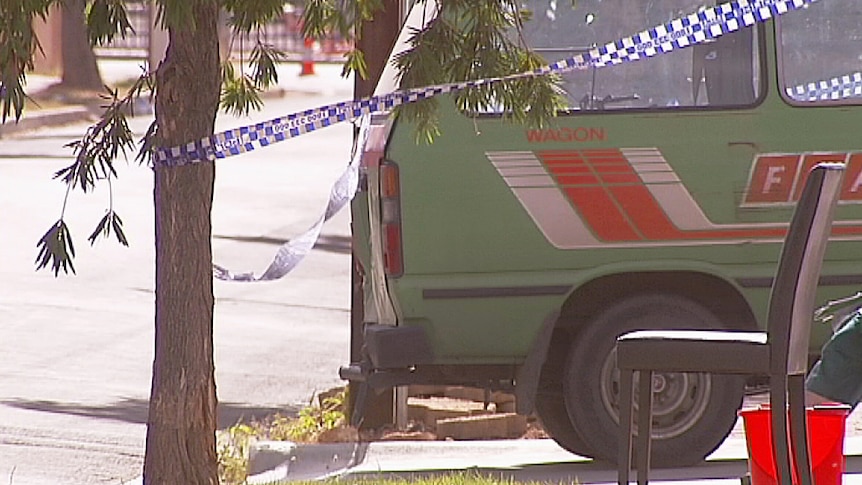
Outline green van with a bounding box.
[342,0,862,466]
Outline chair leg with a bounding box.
[636,370,654,485]
[770,377,794,485]
[789,373,813,485]
[619,368,635,485]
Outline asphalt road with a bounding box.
[0,70,356,484]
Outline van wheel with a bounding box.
[535,389,595,458]
[562,294,745,467]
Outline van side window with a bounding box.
[518,0,761,112]
[692,28,756,106]
[779,0,862,105]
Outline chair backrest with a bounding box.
[767,163,845,376]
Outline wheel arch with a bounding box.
[558,271,759,334]
[525,270,758,411]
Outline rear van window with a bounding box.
[779,0,862,105]
[518,0,763,111]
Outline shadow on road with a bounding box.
[213,234,351,254]
[0,397,301,429]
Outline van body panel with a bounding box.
[346,0,862,466]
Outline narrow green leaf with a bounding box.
[111,213,129,246]
[136,120,158,166]
[35,220,77,276]
[220,74,263,116]
[223,0,285,34]
[250,43,286,89]
[86,0,134,45]
[87,213,111,245]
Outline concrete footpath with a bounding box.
[236,435,862,485]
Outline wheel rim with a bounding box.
[600,348,712,440]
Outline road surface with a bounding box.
[0,66,356,485]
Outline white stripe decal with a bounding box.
[498,167,552,177]
[640,172,682,184]
[488,149,862,249]
[512,188,602,248]
[621,148,785,231]
[488,151,600,247]
[506,176,558,187]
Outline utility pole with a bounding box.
[349,0,405,429]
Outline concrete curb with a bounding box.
[246,439,584,483]
[242,435,862,484]
[118,432,862,484]
[249,440,362,483]
[0,105,98,138]
[246,437,736,481]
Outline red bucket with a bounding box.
[738,404,850,485]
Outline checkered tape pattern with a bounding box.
[153,0,817,168]
[787,72,862,102]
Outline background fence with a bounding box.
[93,2,349,61]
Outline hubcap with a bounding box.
[601,348,712,440]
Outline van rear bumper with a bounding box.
[339,324,523,390]
[338,362,519,390]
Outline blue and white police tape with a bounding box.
[208,0,818,282]
[154,0,817,168]
[213,115,368,282]
[788,72,862,102]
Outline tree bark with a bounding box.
[60,0,103,90]
[144,3,221,484]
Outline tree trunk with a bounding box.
[60,0,103,90]
[144,3,221,484]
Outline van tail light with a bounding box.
[380,160,404,277]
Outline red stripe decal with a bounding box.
[562,186,642,241]
[552,165,591,174]
[533,149,862,244]
[558,174,601,185]
[610,185,681,239]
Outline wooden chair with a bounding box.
[615,162,846,485]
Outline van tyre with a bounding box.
[562,294,745,467]
[535,389,595,458]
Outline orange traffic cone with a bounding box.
[299,38,315,76]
